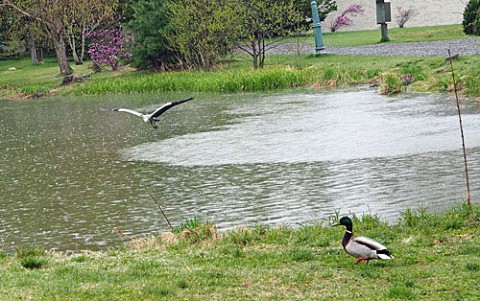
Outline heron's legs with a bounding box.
[149,119,158,129]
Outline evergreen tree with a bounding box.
[126,0,178,69]
[463,0,480,35]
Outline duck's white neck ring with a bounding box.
[345,230,352,234]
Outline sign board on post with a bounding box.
[384,2,391,22]
[376,0,391,24]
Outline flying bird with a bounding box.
[112,97,193,129]
[335,216,394,265]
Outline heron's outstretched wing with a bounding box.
[150,97,194,119]
[112,108,143,117]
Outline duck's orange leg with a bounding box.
[354,257,368,265]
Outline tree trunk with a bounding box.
[67,24,83,65]
[72,49,82,65]
[30,45,38,64]
[27,34,38,65]
[252,41,258,69]
[259,37,265,69]
[80,27,86,64]
[52,33,73,75]
[36,48,44,64]
[27,32,38,65]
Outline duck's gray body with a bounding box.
[337,217,394,265]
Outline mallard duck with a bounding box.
[335,216,394,265]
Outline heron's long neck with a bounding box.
[342,230,353,248]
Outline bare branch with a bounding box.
[236,44,254,56]
[2,0,48,25]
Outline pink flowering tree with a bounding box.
[87,29,133,71]
[329,4,364,32]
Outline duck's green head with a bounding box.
[336,216,353,230]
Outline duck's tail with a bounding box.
[377,249,394,259]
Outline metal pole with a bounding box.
[311,0,325,53]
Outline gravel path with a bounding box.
[268,38,480,57]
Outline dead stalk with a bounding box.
[448,49,472,212]
[145,187,174,232]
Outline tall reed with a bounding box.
[74,67,312,95]
[448,49,471,212]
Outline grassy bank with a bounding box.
[1,24,479,99]
[1,205,479,300]
[68,55,469,96]
[1,54,470,97]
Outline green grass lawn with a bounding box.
[285,24,469,46]
[1,205,479,300]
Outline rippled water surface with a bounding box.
[1,90,479,250]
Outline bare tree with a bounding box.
[396,6,417,28]
[236,0,301,69]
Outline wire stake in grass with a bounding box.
[145,187,174,232]
[448,49,471,212]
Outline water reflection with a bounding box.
[0,91,479,251]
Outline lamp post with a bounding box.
[311,0,324,54]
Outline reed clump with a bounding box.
[73,67,312,95]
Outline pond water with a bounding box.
[1,90,479,251]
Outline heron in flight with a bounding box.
[112,97,193,129]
